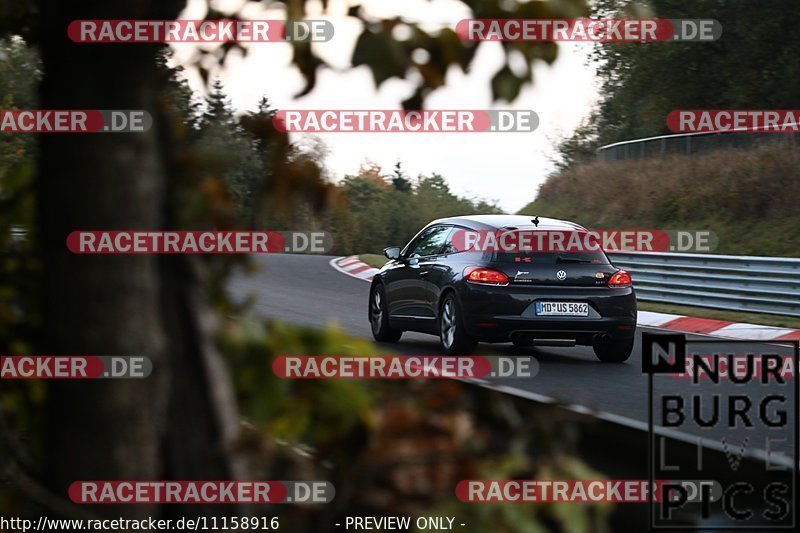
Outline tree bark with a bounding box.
[38,1,241,518]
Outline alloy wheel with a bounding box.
[370,288,383,333]
[441,299,456,349]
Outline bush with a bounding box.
[519,145,800,256]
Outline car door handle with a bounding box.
[420,270,430,277]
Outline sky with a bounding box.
[173,0,601,213]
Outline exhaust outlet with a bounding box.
[593,333,611,346]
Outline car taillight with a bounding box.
[608,270,632,288]
[465,267,509,286]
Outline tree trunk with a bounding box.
[38,1,241,518]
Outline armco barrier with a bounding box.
[608,251,800,317]
[596,129,798,161]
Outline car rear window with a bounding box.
[494,251,610,265]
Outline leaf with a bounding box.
[491,64,525,102]
[352,28,408,87]
[402,87,424,111]
[437,28,475,72]
[292,42,323,97]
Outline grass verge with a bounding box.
[358,253,387,269]
[518,145,800,257]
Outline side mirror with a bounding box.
[384,246,401,260]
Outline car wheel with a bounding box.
[593,337,634,362]
[439,293,477,355]
[369,283,402,342]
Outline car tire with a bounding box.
[593,337,634,362]
[439,293,477,355]
[369,283,402,342]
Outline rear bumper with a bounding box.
[456,282,637,344]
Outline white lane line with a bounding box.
[329,256,354,277]
[331,256,379,280]
[330,256,378,280]
[637,311,685,327]
[338,257,362,268]
[355,270,378,280]
[711,322,796,340]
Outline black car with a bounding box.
[368,215,637,361]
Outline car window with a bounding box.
[407,225,450,257]
[441,226,466,255]
[494,250,610,264]
[491,229,611,264]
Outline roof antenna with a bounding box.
[532,216,539,227]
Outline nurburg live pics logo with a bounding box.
[643,332,799,529]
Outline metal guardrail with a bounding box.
[608,251,800,317]
[597,129,798,162]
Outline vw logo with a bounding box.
[556,270,567,281]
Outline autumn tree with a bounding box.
[0,0,589,519]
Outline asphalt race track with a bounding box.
[229,254,797,463]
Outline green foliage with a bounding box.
[0,36,41,363]
[426,455,612,533]
[391,162,412,192]
[0,36,500,298]
[193,79,264,223]
[358,253,387,268]
[556,0,800,166]
[347,0,588,107]
[217,318,376,446]
[0,3,611,529]
[551,114,600,171]
[519,145,800,256]
[215,313,609,532]
[330,167,502,255]
[0,39,44,511]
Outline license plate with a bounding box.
[535,301,589,316]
